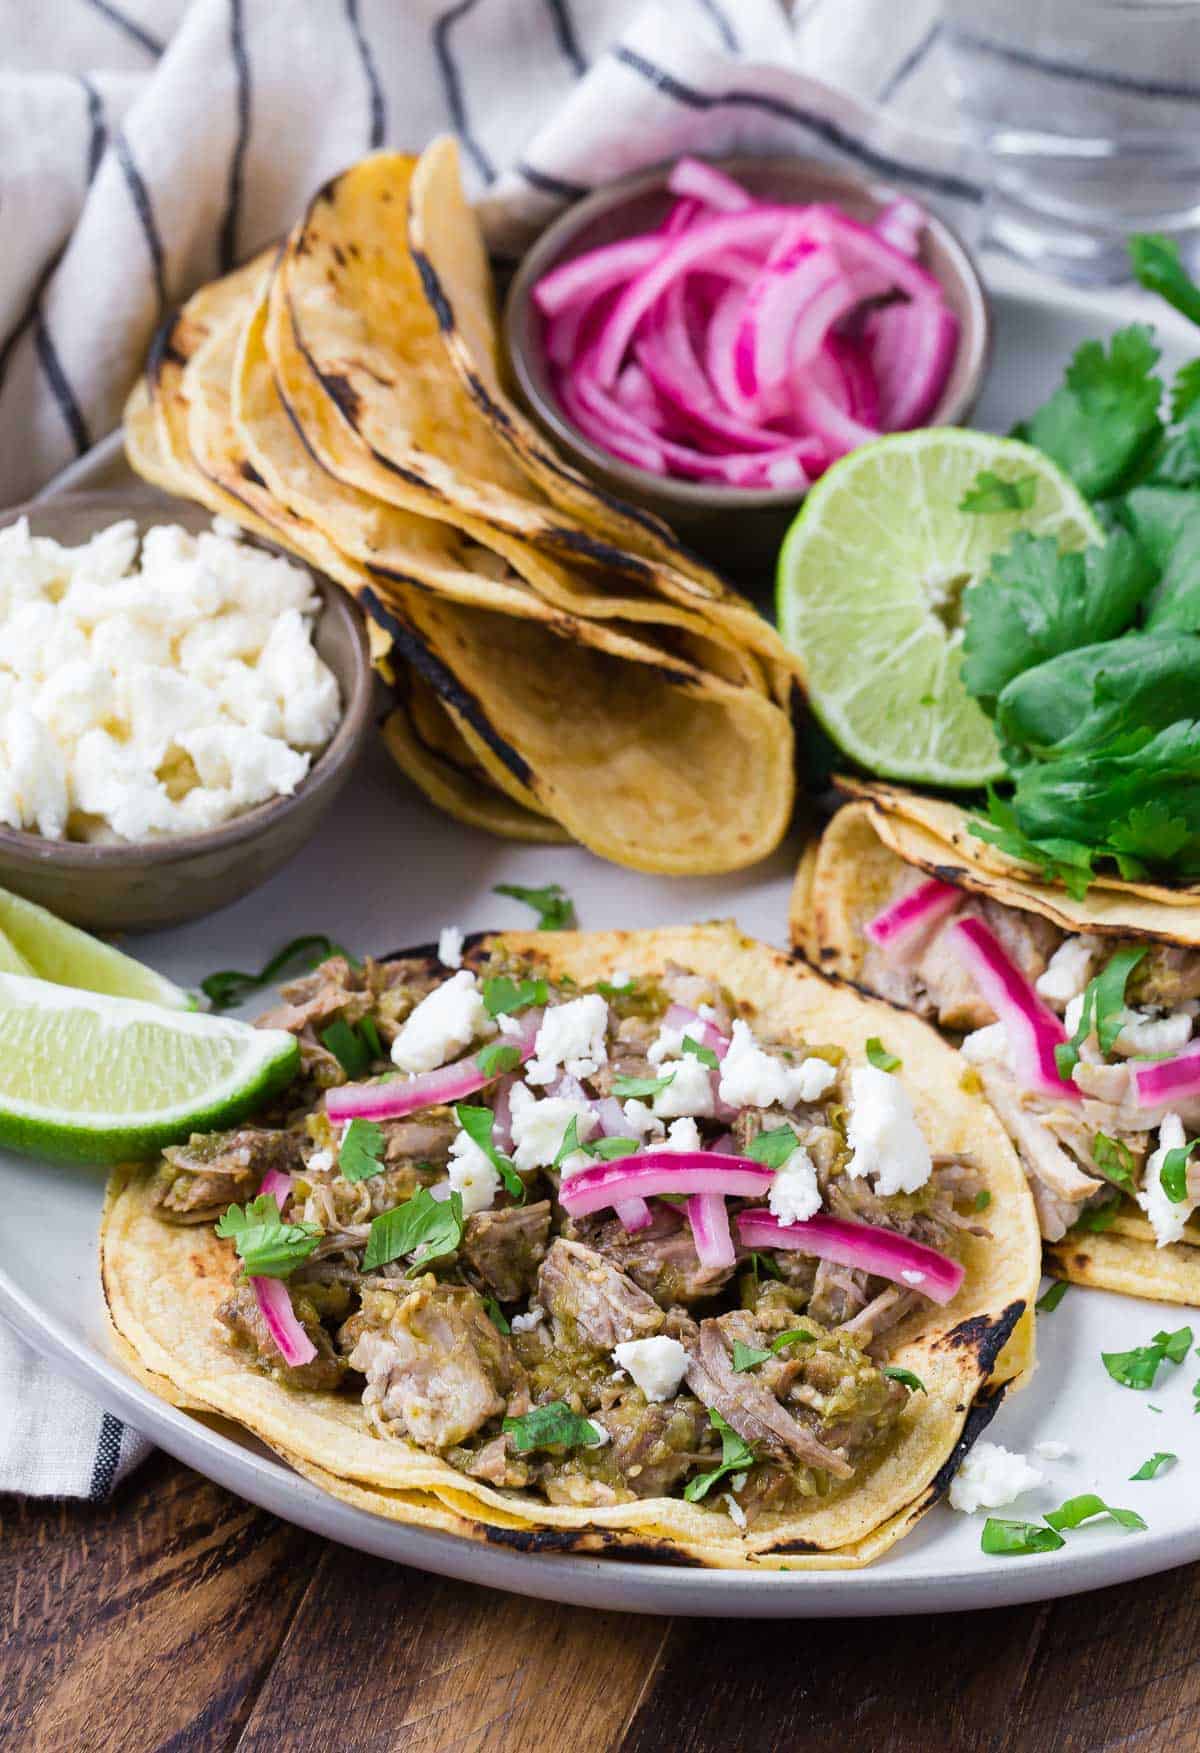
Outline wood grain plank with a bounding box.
[233,1545,669,1753]
[0,1456,322,1753]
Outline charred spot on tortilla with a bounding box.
[933,865,966,885]
[927,1381,1009,1502]
[411,248,455,333]
[542,526,655,583]
[238,458,266,487]
[935,1301,1025,1379]
[820,946,838,961]
[363,587,535,788]
[314,368,363,425]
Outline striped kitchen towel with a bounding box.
[0,0,973,1497]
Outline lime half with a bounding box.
[0,973,298,1163]
[0,886,192,1010]
[777,431,1104,787]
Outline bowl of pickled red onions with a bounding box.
[504,155,989,556]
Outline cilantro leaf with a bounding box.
[339,1117,387,1183]
[1146,403,1200,488]
[959,470,1037,514]
[1122,487,1200,632]
[882,1365,927,1393]
[1160,1139,1198,1204]
[980,1517,1065,1557]
[1075,1199,1120,1233]
[961,528,1154,712]
[363,1187,464,1274]
[553,1115,638,1169]
[454,1103,525,1202]
[1103,1325,1194,1389]
[503,1402,602,1452]
[493,882,577,930]
[1129,232,1200,328]
[483,1296,511,1334]
[731,1329,816,1373]
[974,1189,992,1212]
[476,1042,523,1079]
[995,633,1200,763]
[969,792,1096,900]
[481,975,548,1019]
[215,1194,321,1279]
[1173,359,1200,422]
[1130,1451,1176,1481]
[320,1017,377,1080]
[865,1037,901,1072]
[611,1070,675,1100]
[1055,945,1146,1079]
[683,1411,758,1501]
[1093,1132,1136,1190]
[744,1125,800,1169]
[200,934,355,1011]
[1043,1493,1147,1535]
[1020,324,1163,498]
[681,1034,719,1070]
[1036,1279,1069,1313]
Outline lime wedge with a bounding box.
[0,973,299,1163]
[0,886,192,1009]
[776,431,1104,788]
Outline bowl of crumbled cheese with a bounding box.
[0,494,372,929]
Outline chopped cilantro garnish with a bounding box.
[1036,1279,1069,1314]
[1020,323,1163,499]
[865,1037,901,1073]
[362,1187,464,1274]
[1103,1325,1194,1389]
[1160,1138,1198,1204]
[882,1365,927,1394]
[503,1402,602,1452]
[974,1189,993,1213]
[958,470,1037,514]
[215,1194,321,1280]
[1093,1132,1136,1190]
[554,1115,639,1169]
[611,1070,676,1100]
[481,975,547,1018]
[1129,233,1200,328]
[476,1041,523,1079]
[744,1251,783,1287]
[731,1329,815,1373]
[1044,1493,1147,1535]
[744,1126,800,1170]
[980,1517,1065,1557]
[339,1117,387,1183]
[201,934,355,1012]
[493,882,576,930]
[454,1104,525,1202]
[681,1034,719,1070]
[1055,946,1146,1080]
[483,1296,511,1335]
[1130,1452,1176,1481]
[1075,1200,1120,1233]
[683,1411,757,1502]
[320,1016,379,1079]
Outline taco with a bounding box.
[801,787,1200,1302]
[103,923,1038,1570]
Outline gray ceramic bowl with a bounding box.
[0,491,373,931]
[504,156,991,569]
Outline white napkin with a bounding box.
[0,0,975,1496]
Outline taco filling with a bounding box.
[146,944,992,1522]
[857,858,1200,1248]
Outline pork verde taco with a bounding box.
[801,789,1200,1304]
[103,923,1038,1569]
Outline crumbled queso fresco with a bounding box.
[0,514,340,842]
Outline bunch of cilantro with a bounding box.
[961,235,1200,896]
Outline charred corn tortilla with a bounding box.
[103,923,1039,1571]
[800,799,1200,1304]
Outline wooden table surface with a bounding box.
[4,1454,1200,1751]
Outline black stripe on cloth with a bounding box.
[516,160,589,200]
[88,1412,125,1501]
[432,0,495,184]
[78,0,164,58]
[877,22,942,105]
[35,311,91,455]
[612,44,984,203]
[692,0,739,55]
[345,0,387,148]
[78,75,108,182]
[947,25,1200,104]
[0,249,64,395]
[543,0,586,78]
[218,0,251,272]
[113,130,168,310]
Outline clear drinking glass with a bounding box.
[943,0,1200,283]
